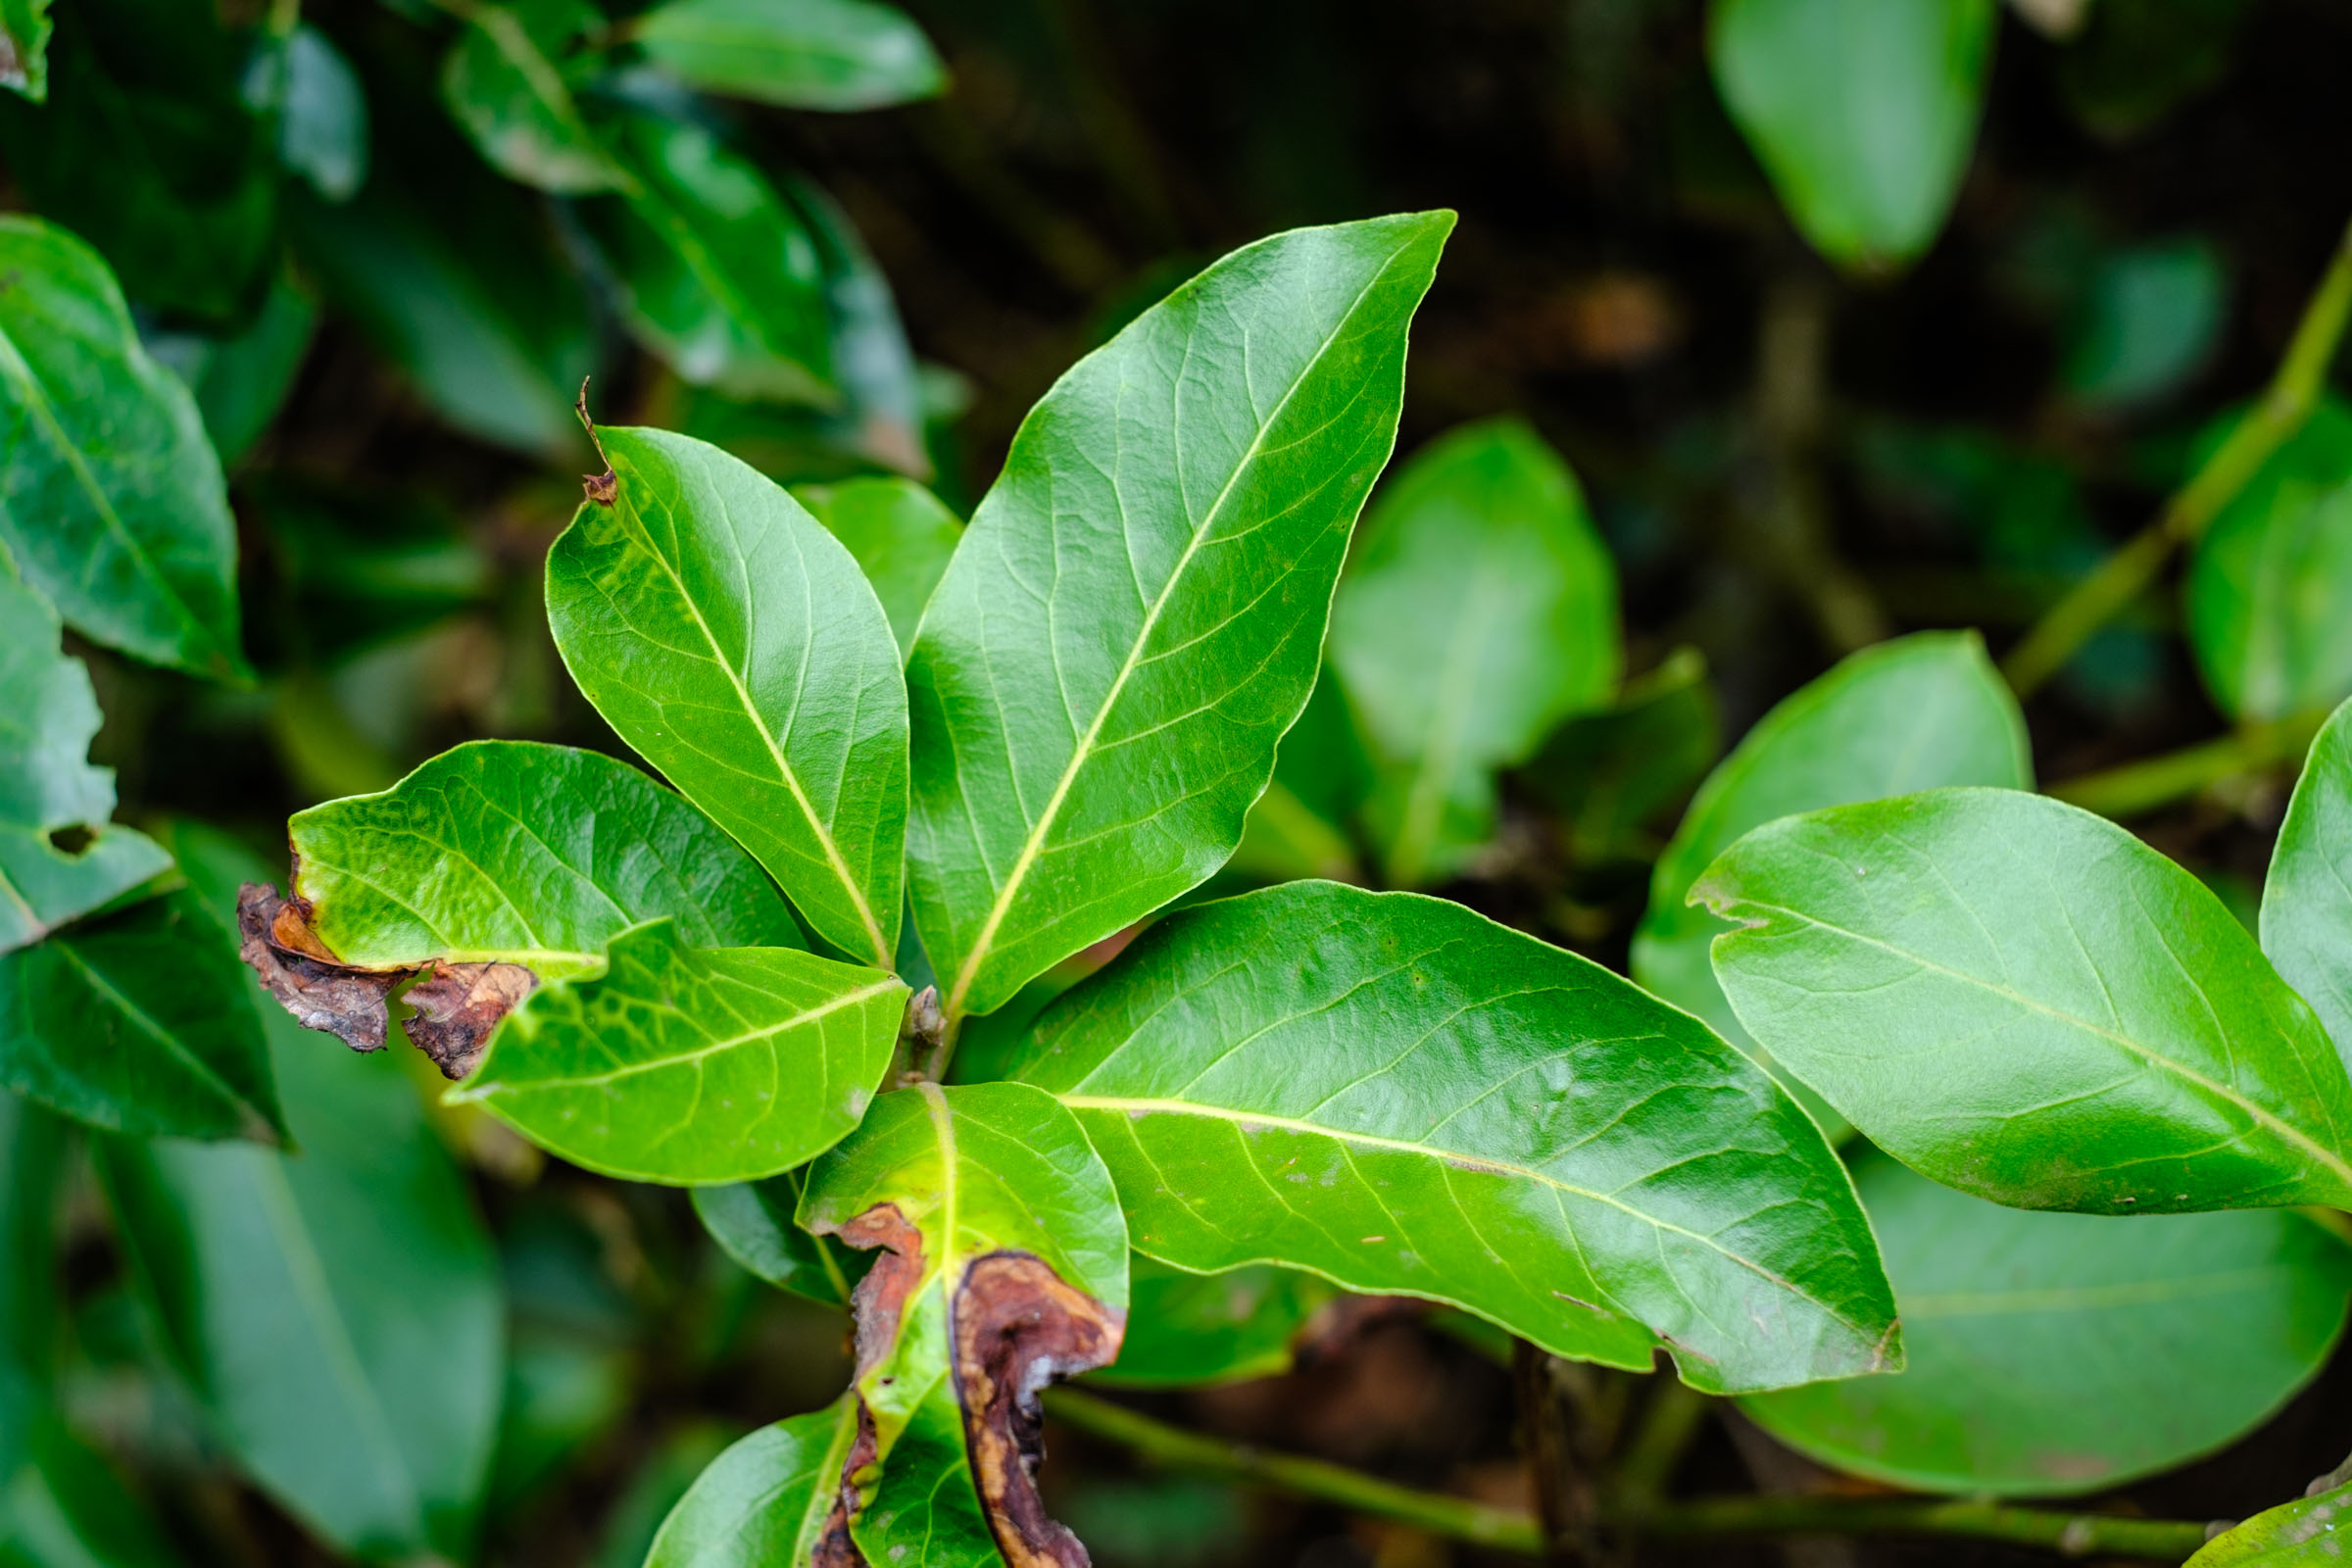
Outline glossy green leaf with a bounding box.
[1095,1257,1334,1390]
[577,112,836,405]
[98,872,503,1562]
[642,1398,858,1568]
[1741,1152,2352,1495]
[1633,632,2029,1086]
[1333,417,1619,887]
[455,921,902,1184]
[0,569,172,954]
[0,0,273,321]
[0,0,48,101]
[693,1169,870,1306]
[1708,0,1996,270]
[790,476,961,657]
[2186,399,2352,723]
[1699,787,2352,1213]
[2188,1475,2352,1565]
[799,1081,1128,1563]
[0,891,284,1144]
[287,740,803,978]
[1009,880,1900,1395]
[0,1419,180,1568]
[244,24,368,202]
[145,270,318,468]
[633,0,944,110]
[442,0,625,194]
[1524,648,1719,865]
[906,213,1452,1022]
[547,426,906,965]
[0,217,248,681]
[2266,699,2352,1062]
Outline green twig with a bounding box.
[2004,213,2352,698]
[1611,1381,1712,1517]
[2047,709,2328,819]
[1638,1494,2212,1560]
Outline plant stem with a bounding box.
[2048,709,2328,819]
[1043,1388,1546,1554]
[1612,1381,1712,1517]
[2004,213,2352,698]
[1638,1494,2211,1560]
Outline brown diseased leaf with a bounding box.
[951,1252,1125,1568]
[404,960,538,1080]
[813,1204,924,1568]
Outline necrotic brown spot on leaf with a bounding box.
[811,1202,927,1568]
[237,883,402,1053]
[405,960,538,1080]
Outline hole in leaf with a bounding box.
[45,824,96,858]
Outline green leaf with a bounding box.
[633,0,944,110]
[1095,1257,1334,1390]
[0,1419,181,1568]
[0,0,274,321]
[0,891,285,1144]
[1008,880,1900,1395]
[145,268,318,468]
[0,568,172,954]
[2266,699,2352,1062]
[97,881,504,1562]
[799,1081,1128,1564]
[791,476,961,658]
[1523,647,1719,866]
[693,1169,871,1305]
[0,0,49,101]
[287,739,804,978]
[1231,662,1373,883]
[1741,1151,2352,1495]
[1697,787,2352,1213]
[1708,0,1996,270]
[1333,417,1620,888]
[244,24,369,202]
[906,212,1453,1023]
[442,0,627,194]
[0,217,249,681]
[2188,1474,2352,1565]
[642,1398,858,1568]
[452,920,904,1184]
[2063,238,2227,412]
[547,426,906,967]
[2186,398,2352,723]
[0,1092,65,1440]
[1633,631,2029,1113]
[576,111,837,405]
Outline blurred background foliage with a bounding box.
[9,0,2352,1564]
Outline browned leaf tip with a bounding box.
[812,1203,926,1568]
[575,378,615,505]
[406,960,538,1080]
[952,1252,1126,1568]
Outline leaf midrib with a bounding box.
[942,248,1404,1018]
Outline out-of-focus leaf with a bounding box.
[2186,399,2352,723]
[287,740,804,978]
[642,1399,858,1568]
[798,1081,1128,1566]
[1525,647,1719,865]
[577,112,835,405]
[1699,788,2352,1214]
[453,920,904,1184]
[0,1419,180,1568]
[2188,1473,2352,1565]
[790,476,960,657]
[144,270,318,468]
[0,218,249,681]
[488,1334,632,1513]
[0,0,49,101]
[0,0,274,321]
[906,214,1452,1023]
[0,569,172,955]
[1232,664,1372,884]
[693,1169,871,1306]
[1742,1152,2352,1494]
[243,476,490,666]
[290,177,597,458]
[1633,631,2028,1126]
[98,830,503,1562]
[548,426,906,966]
[1010,880,1901,1395]
[1708,0,1996,270]
[243,24,369,201]
[2265,698,2352,1061]
[2063,238,2226,411]
[594,1424,735,1568]
[632,0,945,111]
[0,1092,64,1460]
[2058,0,2246,140]
[442,0,626,193]
[1094,1258,1334,1389]
[1333,417,1620,888]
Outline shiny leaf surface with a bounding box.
[906,213,1451,1022]
[2188,1475,2352,1565]
[642,1398,859,1568]
[633,0,945,111]
[2266,698,2352,1061]
[1699,787,2352,1212]
[791,476,961,657]
[1009,880,1900,1395]
[547,426,906,966]
[1332,417,1619,887]
[454,920,903,1184]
